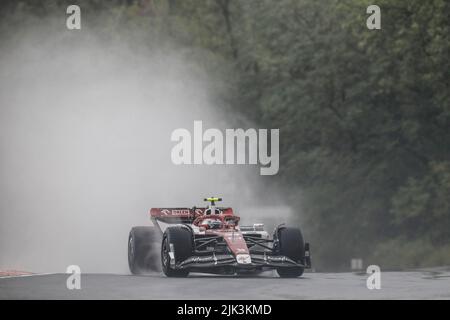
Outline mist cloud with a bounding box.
[0,14,293,273]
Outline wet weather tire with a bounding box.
[128,226,161,275]
[161,226,193,277]
[276,227,305,278]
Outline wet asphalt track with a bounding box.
[1,269,450,299]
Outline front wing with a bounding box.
[175,253,307,270]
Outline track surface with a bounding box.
[1,269,450,299]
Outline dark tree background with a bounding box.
[1,0,449,270]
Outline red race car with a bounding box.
[128,197,311,277]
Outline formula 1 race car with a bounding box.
[128,197,311,277]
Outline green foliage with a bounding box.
[391,161,450,244]
[369,238,450,269]
[226,0,449,269]
[2,0,448,270]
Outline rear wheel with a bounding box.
[276,227,305,278]
[161,226,193,277]
[128,226,161,275]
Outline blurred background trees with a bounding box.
[1,0,448,270]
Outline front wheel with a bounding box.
[161,226,193,277]
[276,227,305,278]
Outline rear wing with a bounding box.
[150,207,234,224]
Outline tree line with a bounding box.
[1,0,448,270]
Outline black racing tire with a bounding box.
[128,226,161,275]
[276,227,305,278]
[161,226,193,277]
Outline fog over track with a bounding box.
[0,17,293,274]
[1,269,450,299]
